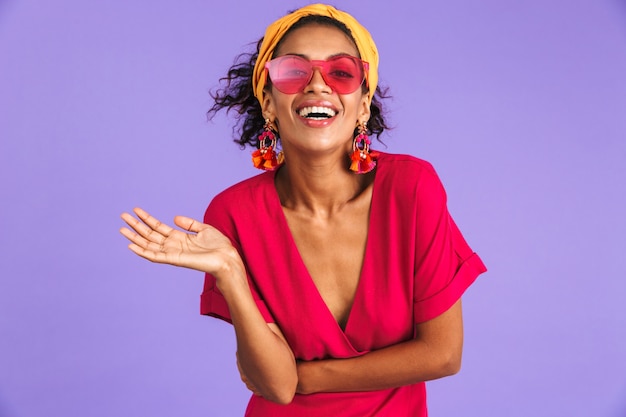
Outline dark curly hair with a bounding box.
[207,15,391,149]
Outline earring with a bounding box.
[252,119,284,171]
[350,121,378,174]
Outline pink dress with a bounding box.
[200,153,487,416]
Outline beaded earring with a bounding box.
[252,119,284,171]
[349,121,378,174]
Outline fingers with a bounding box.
[119,207,210,267]
[120,208,175,256]
[125,241,160,262]
[120,208,173,242]
[119,223,161,254]
[132,207,175,239]
[174,215,207,233]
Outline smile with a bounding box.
[297,106,337,120]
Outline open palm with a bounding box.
[120,207,242,277]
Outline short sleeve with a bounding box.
[199,192,275,324]
[200,274,274,324]
[412,167,486,323]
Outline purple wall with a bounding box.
[1,1,625,416]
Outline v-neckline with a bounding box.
[266,162,381,334]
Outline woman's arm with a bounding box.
[296,300,463,394]
[120,208,297,404]
[219,273,298,404]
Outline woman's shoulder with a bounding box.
[375,152,448,207]
[376,152,440,184]
[205,171,274,215]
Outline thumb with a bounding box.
[173,216,207,233]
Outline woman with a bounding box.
[120,4,486,416]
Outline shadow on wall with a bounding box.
[612,386,626,417]
[0,398,16,417]
[615,0,626,27]
[0,0,15,20]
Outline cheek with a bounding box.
[345,95,368,118]
[274,95,296,116]
[263,90,291,116]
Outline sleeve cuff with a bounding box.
[200,289,275,324]
[413,252,487,323]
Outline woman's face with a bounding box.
[262,24,370,157]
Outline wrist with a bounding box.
[296,360,323,395]
[213,251,248,294]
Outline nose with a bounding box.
[304,67,332,93]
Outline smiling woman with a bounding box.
[120,3,486,416]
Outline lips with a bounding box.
[297,105,337,120]
[298,105,337,119]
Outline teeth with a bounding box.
[298,106,336,119]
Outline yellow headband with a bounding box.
[252,4,379,107]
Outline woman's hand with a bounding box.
[236,352,262,396]
[122,208,297,403]
[120,207,243,279]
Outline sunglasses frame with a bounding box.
[264,55,369,95]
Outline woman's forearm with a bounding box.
[297,337,460,394]
[217,260,298,404]
[297,300,464,394]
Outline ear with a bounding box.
[261,89,276,121]
[358,94,371,125]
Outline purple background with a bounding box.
[1,0,625,416]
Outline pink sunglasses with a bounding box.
[265,55,369,94]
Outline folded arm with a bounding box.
[220,276,298,404]
[296,300,463,394]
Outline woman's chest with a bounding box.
[283,207,369,331]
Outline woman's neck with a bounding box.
[275,151,374,217]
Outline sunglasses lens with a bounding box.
[266,56,366,94]
[324,56,364,94]
[267,56,311,94]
